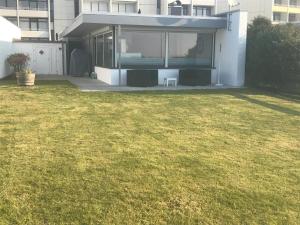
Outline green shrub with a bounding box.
[246,17,300,90]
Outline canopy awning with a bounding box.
[61,13,227,37]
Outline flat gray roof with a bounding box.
[62,13,227,37]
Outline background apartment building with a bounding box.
[1,0,216,40]
[76,0,216,16]
[216,0,300,23]
[0,0,52,40]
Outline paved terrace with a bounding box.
[37,75,239,92]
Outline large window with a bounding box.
[5,17,18,26]
[19,18,48,31]
[168,32,213,67]
[112,2,136,13]
[90,1,108,12]
[193,6,212,17]
[19,0,48,10]
[273,12,282,21]
[119,30,166,67]
[96,32,113,68]
[104,33,113,68]
[0,0,17,8]
[96,36,104,66]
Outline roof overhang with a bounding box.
[61,13,227,37]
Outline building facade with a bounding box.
[216,0,300,23]
[0,0,219,40]
[0,0,52,40]
[53,0,217,36]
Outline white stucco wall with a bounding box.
[95,67,127,85]
[54,0,75,35]
[216,0,272,23]
[12,42,64,75]
[214,11,247,87]
[96,67,181,86]
[0,16,21,79]
[139,0,157,15]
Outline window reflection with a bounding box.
[96,32,113,68]
[119,30,165,67]
[168,32,213,67]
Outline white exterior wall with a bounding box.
[214,11,247,87]
[216,0,272,22]
[0,17,21,79]
[54,0,75,35]
[95,67,127,85]
[96,67,180,86]
[139,0,157,14]
[12,42,64,75]
[80,0,216,16]
[0,6,51,40]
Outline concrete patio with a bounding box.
[37,75,238,92]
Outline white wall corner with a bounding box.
[0,16,22,79]
[214,11,248,87]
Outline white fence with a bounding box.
[0,16,65,79]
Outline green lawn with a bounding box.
[0,80,299,225]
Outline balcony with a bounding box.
[82,0,138,14]
[289,0,300,13]
[273,12,288,23]
[19,0,48,11]
[289,0,300,8]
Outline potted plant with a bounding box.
[6,53,36,86]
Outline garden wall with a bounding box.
[0,16,21,79]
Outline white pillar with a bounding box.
[48,0,51,41]
[165,32,168,68]
[80,0,84,13]
[109,0,113,12]
[137,0,140,13]
[162,0,168,15]
[16,0,19,27]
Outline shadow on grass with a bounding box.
[232,93,300,116]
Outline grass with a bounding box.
[0,80,299,225]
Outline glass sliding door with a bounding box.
[119,30,165,68]
[104,33,113,68]
[95,32,113,68]
[168,32,213,67]
[96,35,104,66]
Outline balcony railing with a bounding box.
[289,4,300,8]
[19,0,48,11]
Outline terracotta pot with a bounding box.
[17,72,36,86]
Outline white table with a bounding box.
[164,78,178,87]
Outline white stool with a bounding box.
[164,78,177,87]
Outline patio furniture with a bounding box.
[164,78,178,87]
[127,69,158,87]
[179,69,211,86]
